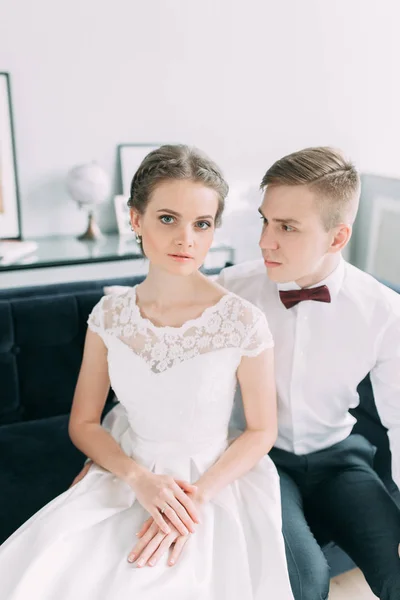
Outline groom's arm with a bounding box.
[369,307,400,491]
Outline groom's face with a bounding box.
[258,184,335,284]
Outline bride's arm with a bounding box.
[69,329,199,535]
[70,402,128,487]
[193,346,277,502]
[69,329,140,482]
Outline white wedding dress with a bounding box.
[0,286,294,600]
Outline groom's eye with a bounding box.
[282,224,295,232]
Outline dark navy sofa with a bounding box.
[0,274,399,578]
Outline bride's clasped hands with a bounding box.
[126,467,201,538]
[128,485,206,568]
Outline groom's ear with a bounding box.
[328,223,352,254]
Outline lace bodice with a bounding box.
[87,286,273,448]
[88,287,273,374]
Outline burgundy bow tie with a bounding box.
[279,285,331,309]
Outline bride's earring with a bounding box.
[130,219,142,244]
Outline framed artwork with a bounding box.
[113,194,132,236]
[118,144,160,196]
[0,72,21,239]
[365,195,400,285]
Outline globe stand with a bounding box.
[78,210,104,241]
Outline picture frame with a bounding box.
[118,143,161,196]
[113,194,132,236]
[0,72,21,239]
[365,195,400,285]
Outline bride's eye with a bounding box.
[196,221,211,230]
[159,215,175,224]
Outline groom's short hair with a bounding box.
[260,147,361,230]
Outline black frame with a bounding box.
[0,72,22,240]
[117,143,162,196]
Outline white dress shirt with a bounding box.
[218,257,400,489]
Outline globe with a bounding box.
[66,162,111,240]
[66,162,110,207]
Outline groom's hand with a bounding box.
[69,460,92,487]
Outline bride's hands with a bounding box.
[128,492,205,567]
[129,518,189,568]
[128,469,200,536]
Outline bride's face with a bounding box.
[131,179,219,275]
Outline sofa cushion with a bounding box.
[0,301,20,424]
[352,375,399,494]
[0,291,119,424]
[0,414,85,544]
[13,295,97,421]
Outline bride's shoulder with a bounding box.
[222,291,266,322]
[89,286,135,320]
[209,292,273,355]
[88,286,137,335]
[100,285,135,307]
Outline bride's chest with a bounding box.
[106,334,242,378]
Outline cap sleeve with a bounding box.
[87,296,106,336]
[241,308,274,357]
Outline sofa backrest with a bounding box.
[0,276,145,425]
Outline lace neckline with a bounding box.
[130,285,232,334]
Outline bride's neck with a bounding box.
[137,266,205,308]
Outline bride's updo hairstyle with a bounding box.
[127,144,229,254]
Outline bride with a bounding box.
[0,144,294,599]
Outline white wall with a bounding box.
[1,0,400,261]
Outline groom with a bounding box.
[218,146,400,600]
[74,147,400,599]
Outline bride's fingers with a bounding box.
[172,484,200,525]
[151,507,171,535]
[175,480,198,494]
[136,517,153,538]
[168,535,189,567]
[161,505,188,536]
[135,531,166,567]
[128,522,159,563]
[147,533,177,566]
[167,495,197,534]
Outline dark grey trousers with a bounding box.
[269,434,400,600]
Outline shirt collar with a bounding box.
[276,256,346,301]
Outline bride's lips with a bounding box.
[168,254,194,262]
